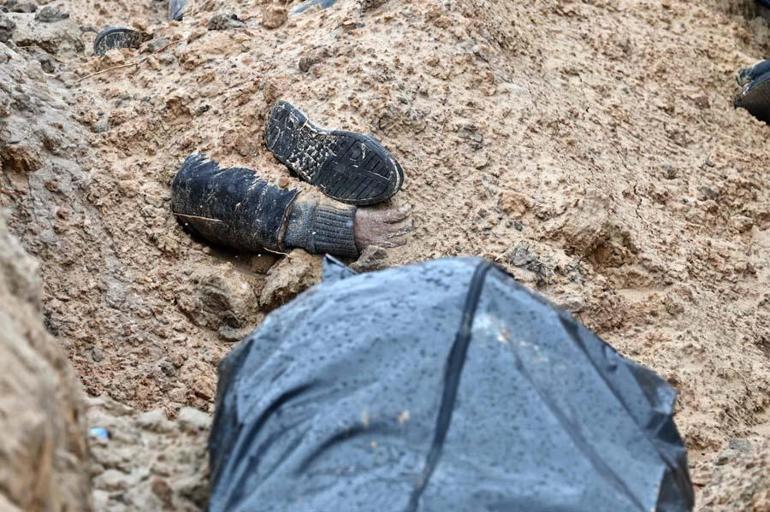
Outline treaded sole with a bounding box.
[93,27,145,56]
[265,100,404,206]
[735,71,770,124]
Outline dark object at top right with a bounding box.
[735,58,770,123]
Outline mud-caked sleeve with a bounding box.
[283,201,359,258]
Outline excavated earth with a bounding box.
[0,0,769,510]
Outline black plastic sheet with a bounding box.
[209,257,694,511]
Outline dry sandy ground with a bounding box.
[1,0,769,509]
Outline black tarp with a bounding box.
[209,257,694,512]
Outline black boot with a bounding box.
[171,154,360,258]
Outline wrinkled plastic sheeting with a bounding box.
[209,257,694,512]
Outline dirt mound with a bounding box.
[695,438,770,511]
[0,0,769,509]
[0,216,89,511]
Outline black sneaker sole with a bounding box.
[93,27,145,56]
[735,70,770,124]
[265,101,404,206]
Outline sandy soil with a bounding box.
[1,0,769,509]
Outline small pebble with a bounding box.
[146,37,170,53]
[178,407,211,432]
[34,5,69,23]
[0,13,16,43]
[208,12,245,31]
[9,1,36,13]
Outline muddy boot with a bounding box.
[171,154,360,258]
[735,59,770,123]
[265,100,404,206]
[93,26,146,56]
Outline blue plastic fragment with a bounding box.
[291,0,337,16]
[89,427,110,440]
[169,0,187,21]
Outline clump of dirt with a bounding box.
[1,0,769,510]
[695,438,770,511]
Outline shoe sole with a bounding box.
[265,101,404,206]
[93,27,145,56]
[735,70,770,124]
